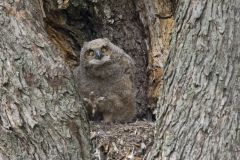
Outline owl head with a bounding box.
[80,38,124,77]
[81,38,113,67]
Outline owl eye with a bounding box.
[87,50,94,57]
[101,46,108,53]
[84,50,95,59]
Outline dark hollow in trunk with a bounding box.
[44,0,149,119]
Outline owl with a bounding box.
[74,38,136,122]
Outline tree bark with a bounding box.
[148,0,240,159]
[0,0,90,159]
[136,0,174,118]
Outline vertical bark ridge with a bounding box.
[0,0,90,159]
[148,0,239,159]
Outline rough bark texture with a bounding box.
[136,0,174,118]
[148,0,240,159]
[0,0,90,159]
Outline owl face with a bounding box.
[81,39,113,67]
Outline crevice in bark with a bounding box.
[43,0,151,120]
[136,0,175,121]
[43,0,97,68]
[42,0,176,122]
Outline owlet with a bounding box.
[74,38,136,122]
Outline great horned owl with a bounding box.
[74,38,136,122]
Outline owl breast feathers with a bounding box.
[74,38,136,122]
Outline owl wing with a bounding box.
[119,54,135,83]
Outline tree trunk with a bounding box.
[0,0,90,159]
[148,0,240,159]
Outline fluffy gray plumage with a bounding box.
[74,38,136,122]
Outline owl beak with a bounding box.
[92,107,96,115]
[95,50,103,60]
